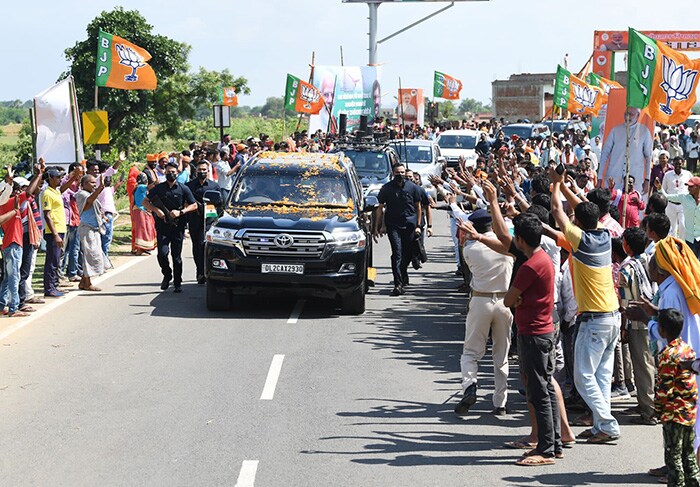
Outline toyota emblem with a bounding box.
[274,233,294,248]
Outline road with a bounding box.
[0,212,663,486]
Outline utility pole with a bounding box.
[368,2,379,65]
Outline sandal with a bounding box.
[562,440,576,449]
[26,297,45,304]
[587,432,620,444]
[515,454,556,466]
[504,439,536,449]
[78,286,102,292]
[6,311,30,318]
[18,305,35,313]
[576,428,595,439]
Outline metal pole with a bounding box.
[621,111,631,228]
[368,2,379,66]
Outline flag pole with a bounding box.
[398,77,407,162]
[94,86,98,110]
[326,75,338,135]
[296,51,315,132]
[621,109,631,228]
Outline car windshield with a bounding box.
[231,169,351,206]
[392,143,433,163]
[544,121,569,133]
[501,126,533,140]
[437,135,477,150]
[343,150,391,179]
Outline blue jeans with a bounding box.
[101,213,114,256]
[574,311,621,437]
[61,225,81,278]
[0,243,23,313]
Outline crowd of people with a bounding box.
[4,113,700,482]
[370,115,700,483]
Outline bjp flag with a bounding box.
[95,30,157,90]
[219,86,238,106]
[433,71,462,100]
[554,65,605,117]
[586,72,623,96]
[628,28,700,125]
[284,74,324,115]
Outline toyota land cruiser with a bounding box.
[204,152,372,314]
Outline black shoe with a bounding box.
[491,407,507,417]
[160,276,171,290]
[197,275,206,284]
[454,384,477,415]
[174,286,182,293]
[411,258,421,270]
[390,285,403,296]
[454,268,462,276]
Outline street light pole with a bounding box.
[368,2,379,65]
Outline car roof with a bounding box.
[248,151,349,172]
[392,139,434,146]
[438,129,480,136]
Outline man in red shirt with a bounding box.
[504,213,559,466]
[0,164,44,317]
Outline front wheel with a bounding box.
[341,286,365,315]
[206,280,231,311]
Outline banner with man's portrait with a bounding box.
[397,88,424,127]
[598,89,654,194]
[309,66,381,134]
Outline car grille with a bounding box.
[241,230,327,259]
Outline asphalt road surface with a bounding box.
[0,212,663,486]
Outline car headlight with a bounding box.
[330,229,366,249]
[206,227,243,250]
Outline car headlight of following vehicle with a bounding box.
[206,226,245,252]
[330,229,366,250]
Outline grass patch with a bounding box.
[0,123,21,145]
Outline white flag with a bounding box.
[33,77,84,166]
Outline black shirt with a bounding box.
[147,181,196,230]
[377,179,422,229]
[185,178,221,225]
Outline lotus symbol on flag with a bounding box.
[224,87,236,98]
[446,78,460,96]
[660,56,698,115]
[572,83,599,110]
[115,44,147,82]
[300,84,320,110]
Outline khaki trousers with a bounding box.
[628,327,656,420]
[460,295,513,408]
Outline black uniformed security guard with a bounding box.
[186,160,222,284]
[373,163,423,296]
[143,162,197,293]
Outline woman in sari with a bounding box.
[131,173,157,255]
[126,162,141,254]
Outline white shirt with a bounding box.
[687,140,700,159]
[462,231,514,293]
[661,169,692,195]
[214,159,234,190]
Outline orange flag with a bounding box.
[554,65,605,117]
[628,28,700,125]
[433,71,462,100]
[219,87,239,106]
[96,30,157,90]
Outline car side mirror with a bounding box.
[203,190,222,206]
[437,156,446,165]
[363,195,379,210]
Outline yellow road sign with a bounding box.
[82,110,109,145]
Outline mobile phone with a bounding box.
[556,163,566,175]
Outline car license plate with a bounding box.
[261,263,304,275]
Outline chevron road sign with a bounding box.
[82,110,109,145]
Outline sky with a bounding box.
[1,0,696,108]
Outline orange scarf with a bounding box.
[655,236,700,315]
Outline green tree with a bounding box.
[458,98,491,115]
[63,7,250,149]
[439,101,456,119]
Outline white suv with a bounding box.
[436,129,480,168]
